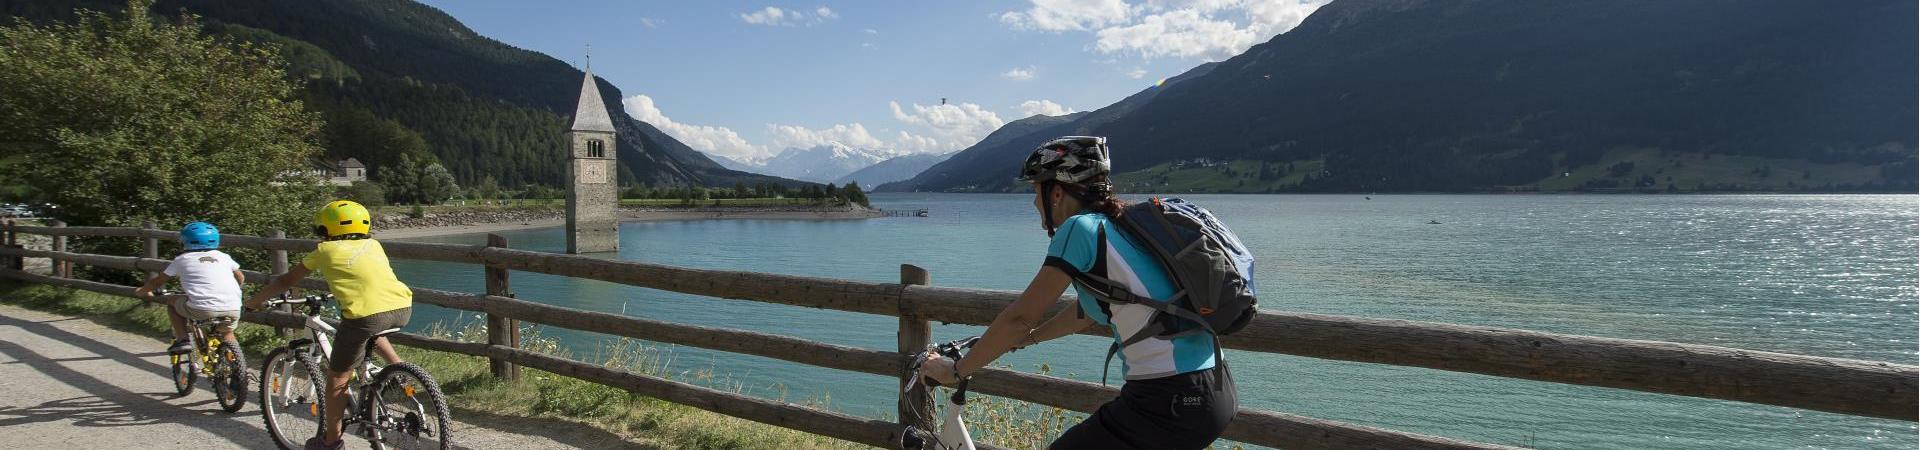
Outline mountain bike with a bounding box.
[155,289,248,413]
[901,336,981,450]
[259,293,452,450]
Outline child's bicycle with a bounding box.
[901,336,982,450]
[154,289,248,413]
[259,293,452,450]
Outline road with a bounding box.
[0,303,630,449]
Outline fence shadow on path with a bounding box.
[0,313,272,447]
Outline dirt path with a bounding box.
[0,303,618,449]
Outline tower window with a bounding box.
[586,139,606,158]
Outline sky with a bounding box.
[416,0,1330,162]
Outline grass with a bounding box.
[0,281,1219,449]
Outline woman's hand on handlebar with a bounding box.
[917,353,962,386]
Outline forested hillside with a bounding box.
[891,0,1917,193]
[2,0,798,190]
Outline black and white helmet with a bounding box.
[1017,136,1112,188]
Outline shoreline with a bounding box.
[378,206,883,240]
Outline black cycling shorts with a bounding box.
[1051,365,1237,450]
[330,307,410,373]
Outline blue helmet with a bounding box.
[180,222,220,250]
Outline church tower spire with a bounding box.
[565,68,619,253]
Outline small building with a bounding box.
[337,158,367,182]
[279,158,371,186]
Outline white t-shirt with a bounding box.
[163,250,243,312]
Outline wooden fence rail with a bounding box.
[0,224,1914,448]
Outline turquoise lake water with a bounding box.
[388,194,1917,449]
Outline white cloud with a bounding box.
[769,123,888,150]
[999,0,1135,31]
[1015,100,1077,117]
[890,101,1006,149]
[638,17,659,29]
[1127,67,1147,79]
[1094,9,1255,60]
[622,94,769,160]
[740,6,840,26]
[863,28,879,34]
[1002,66,1036,80]
[1006,0,1331,61]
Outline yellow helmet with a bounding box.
[314,200,372,237]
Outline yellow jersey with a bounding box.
[302,239,412,319]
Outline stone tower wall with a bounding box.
[566,129,619,253]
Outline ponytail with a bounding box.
[1061,176,1127,218]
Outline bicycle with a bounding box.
[901,336,981,450]
[259,293,452,450]
[153,289,248,413]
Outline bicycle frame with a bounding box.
[903,336,980,450]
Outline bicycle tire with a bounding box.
[366,362,452,450]
[214,341,248,412]
[261,347,327,450]
[171,351,197,397]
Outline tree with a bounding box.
[842,181,870,207]
[342,181,386,207]
[416,162,459,204]
[472,175,501,204]
[382,154,422,204]
[0,0,324,236]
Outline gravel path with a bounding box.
[0,303,622,449]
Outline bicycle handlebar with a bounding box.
[262,292,332,308]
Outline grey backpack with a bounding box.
[1055,197,1258,382]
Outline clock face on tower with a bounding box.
[578,160,607,184]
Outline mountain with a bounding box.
[892,0,1917,193]
[835,152,951,188]
[3,0,805,189]
[725,143,894,183]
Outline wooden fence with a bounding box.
[0,222,1912,450]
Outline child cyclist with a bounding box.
[134,222,245,355]
[246,200,413,450]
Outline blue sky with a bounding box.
[417,1,1329,162]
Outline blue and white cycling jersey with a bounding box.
[1046,212,1218,380]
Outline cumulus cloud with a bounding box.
[740,6,840,26]
[890,101,1006,149]
[999,0,1135,31]
[1003,0,1330,61]
[1095,9,1255,60]
[623,94,768,160]
[769,123,888,150]
[1002,66,1037,80]
[1127,67,1148,79]
[1015,100,1077,117]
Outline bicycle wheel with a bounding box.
[212,340,248,412]
[366,362,452,450]
[261,348,327,450]
[170,350,197,397]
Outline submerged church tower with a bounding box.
[565,69,619,254]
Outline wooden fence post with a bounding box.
[897,264,933,432]
[50,220,67,278]
[485,233,519,382]
[270,230,290,337]
[141,220,158,278]
[2,219,18,271]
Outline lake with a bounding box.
[389,193,1916,449]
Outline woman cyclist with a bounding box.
[916,136,1237,449]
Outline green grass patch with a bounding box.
[1535,148,1893,192]
[1116,158,1326,194]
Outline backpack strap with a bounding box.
[1049,222,1228,386]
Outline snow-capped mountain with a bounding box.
[835,152,952,188]
[717,142,896,183]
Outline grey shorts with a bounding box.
[170,300,240,330]
[330,307,411,373]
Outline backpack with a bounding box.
[1057,197,1259,383]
